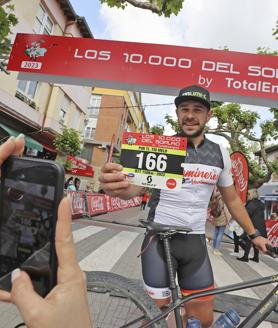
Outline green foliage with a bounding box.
[273,19,278,40]
[0,4,18,72]
[54,127,82,156]
[149,124,165,135]
[165,113,181,133]
[100,0,184,17]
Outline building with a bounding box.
[0,0,93,159]
[82,88,149,191]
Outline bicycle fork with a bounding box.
[162,236,184,328]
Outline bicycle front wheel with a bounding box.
[86,271,167,328]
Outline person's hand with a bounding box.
[99,162,141,198]
[251,236,272,253]
[8,197,91,328]
[0,137,91,328]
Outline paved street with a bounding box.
[0,206,277,327]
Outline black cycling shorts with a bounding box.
[141,232,214,300]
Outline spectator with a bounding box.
[210,192,231,255]
[74,177,81,191]
[237,189,267,263]
[140,191,150,210]
[67,179,76,191]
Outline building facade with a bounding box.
[0,0,93,158]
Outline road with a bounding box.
[0,206,277,327]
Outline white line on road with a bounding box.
[72,226,105,243]
[208,249,259,299]
[79,230,139,271]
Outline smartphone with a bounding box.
[0,156,65,296]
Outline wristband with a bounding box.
[248,229,261,240]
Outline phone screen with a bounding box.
[0,157,64,296]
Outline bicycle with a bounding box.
[85,220,277,328]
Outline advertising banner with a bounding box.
[265,220,278,247]
[66,155,94,177]
[7,33,278,107]
[87,194,107,216]
[230,151,249,205]
[68,190,86,218]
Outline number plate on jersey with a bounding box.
[120,132,187,190]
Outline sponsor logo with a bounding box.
[182,167,219,185]
[231,158,248,192]
[25,41,47,59]
[166,179,177,189]
[182,91,207,100]
[126,135,137,145]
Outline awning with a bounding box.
[0,123,43,152]
[39,141,57,153]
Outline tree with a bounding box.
[100,0,184,17]
[149,123,165,135]
[54,128,82,170]
[0,2,18,74]
[164,104,278,188]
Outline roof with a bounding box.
[57,0,93,38]
[254,144,278,156]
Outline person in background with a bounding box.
[67,178,76,191]
[228,219,244,256]
[64,177,73,190]
[0,137,91,328]
[211,192,231,256]
[237,189,267,263]
[74,177,81,191]
[140,191,150,210]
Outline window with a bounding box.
[34,4,53,35]
[17,80,38,99]
[84,126,96,139]
[88,95,101,117]
[59,95,71,123]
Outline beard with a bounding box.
[180,120,206,138]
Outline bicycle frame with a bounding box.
[140,274,278,328]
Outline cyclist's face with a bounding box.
[176,100,211,138]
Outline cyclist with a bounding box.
[0,136,91,328]
[99,85,271,327]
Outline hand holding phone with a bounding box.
[0,151,64,296]
[0,137,91,328]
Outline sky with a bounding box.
[70,0,277,145]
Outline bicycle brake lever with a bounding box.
[266,244,277,258]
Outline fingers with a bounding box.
[0,137,17,166]
[0,135,25,167]
[11,269,44,316]
[13,134,25,156]
[0,290,11,302]
[101,162,123,174]
[55,197,79,281]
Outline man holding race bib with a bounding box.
[99,85,271,327]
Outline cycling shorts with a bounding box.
[141,232,214,301]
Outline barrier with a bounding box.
[265,220,278,247]
[67,190,141,218]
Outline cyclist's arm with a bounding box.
[99,162,143,199]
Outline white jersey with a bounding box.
[147,138,233,234]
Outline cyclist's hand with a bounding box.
[9,197,92,328]
[99,162,141,197]
[251,236,272,253]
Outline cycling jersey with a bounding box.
[142,137,233,300]
[147,137,233,233]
